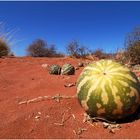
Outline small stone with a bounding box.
[29,128,34,133]
[64,83,76,87]
[109,128,115,133]
[42,64,49,69]
[103,122,110,128]
[75,67,79,70]
[78,62,84,67]
[45,115,50,118]
[35,116,40,119]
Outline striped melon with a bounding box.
[61,63,75,75]
[49,64,61,75]
[77,59,140,120]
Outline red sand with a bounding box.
[0,57,140,139]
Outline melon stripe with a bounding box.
[61,63,75,75]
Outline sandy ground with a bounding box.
[0,57,140,139]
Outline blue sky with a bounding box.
[0,1,140,56]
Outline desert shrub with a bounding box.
[125,41,140,65]
[27,39,62,57]
[47,45,56,56]
[53,52,65,57]
[66,40,89,58]
[115,50,128,64]
[78,46,89,57]
[0,22,14,57]
[0,38,10,57]
[66,40,79,58]
[91,49,109,59]
[27,39,47,57]
[9,52,15,57]
[124,26,140,65]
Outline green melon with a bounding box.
[61,63,75,75]
[76,59,140,120]
[49,64,61,75]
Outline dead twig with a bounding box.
[72,114,76,120]
[64,83,76,87]
[18,96,51,105]
[52,94,62,102]
[18,94,76,105]
[62,76,70,80]
[62,95,76,99]
[18,101,27,105]
[73,128,87,138]
[83,113,121,133]
[103,122,121,133]
[54,109,71,126]
[54,123,64,126]
[52,94,76,102]
[83,113,116,124]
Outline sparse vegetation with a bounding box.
[115,49,127,64]
[27,39,49,57]
[27,39,64,57]
[125,41,140,65]
[124,26,140,65]
[66,40,89,58]
[78,46,89,57]
[1,22,140,65]
[91,49,112,59]
[0,38,10,57]
[91,49,105,59]
[0,22,13,57]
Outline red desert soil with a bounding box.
[0,57,140,139]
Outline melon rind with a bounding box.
[76,59,140,120]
